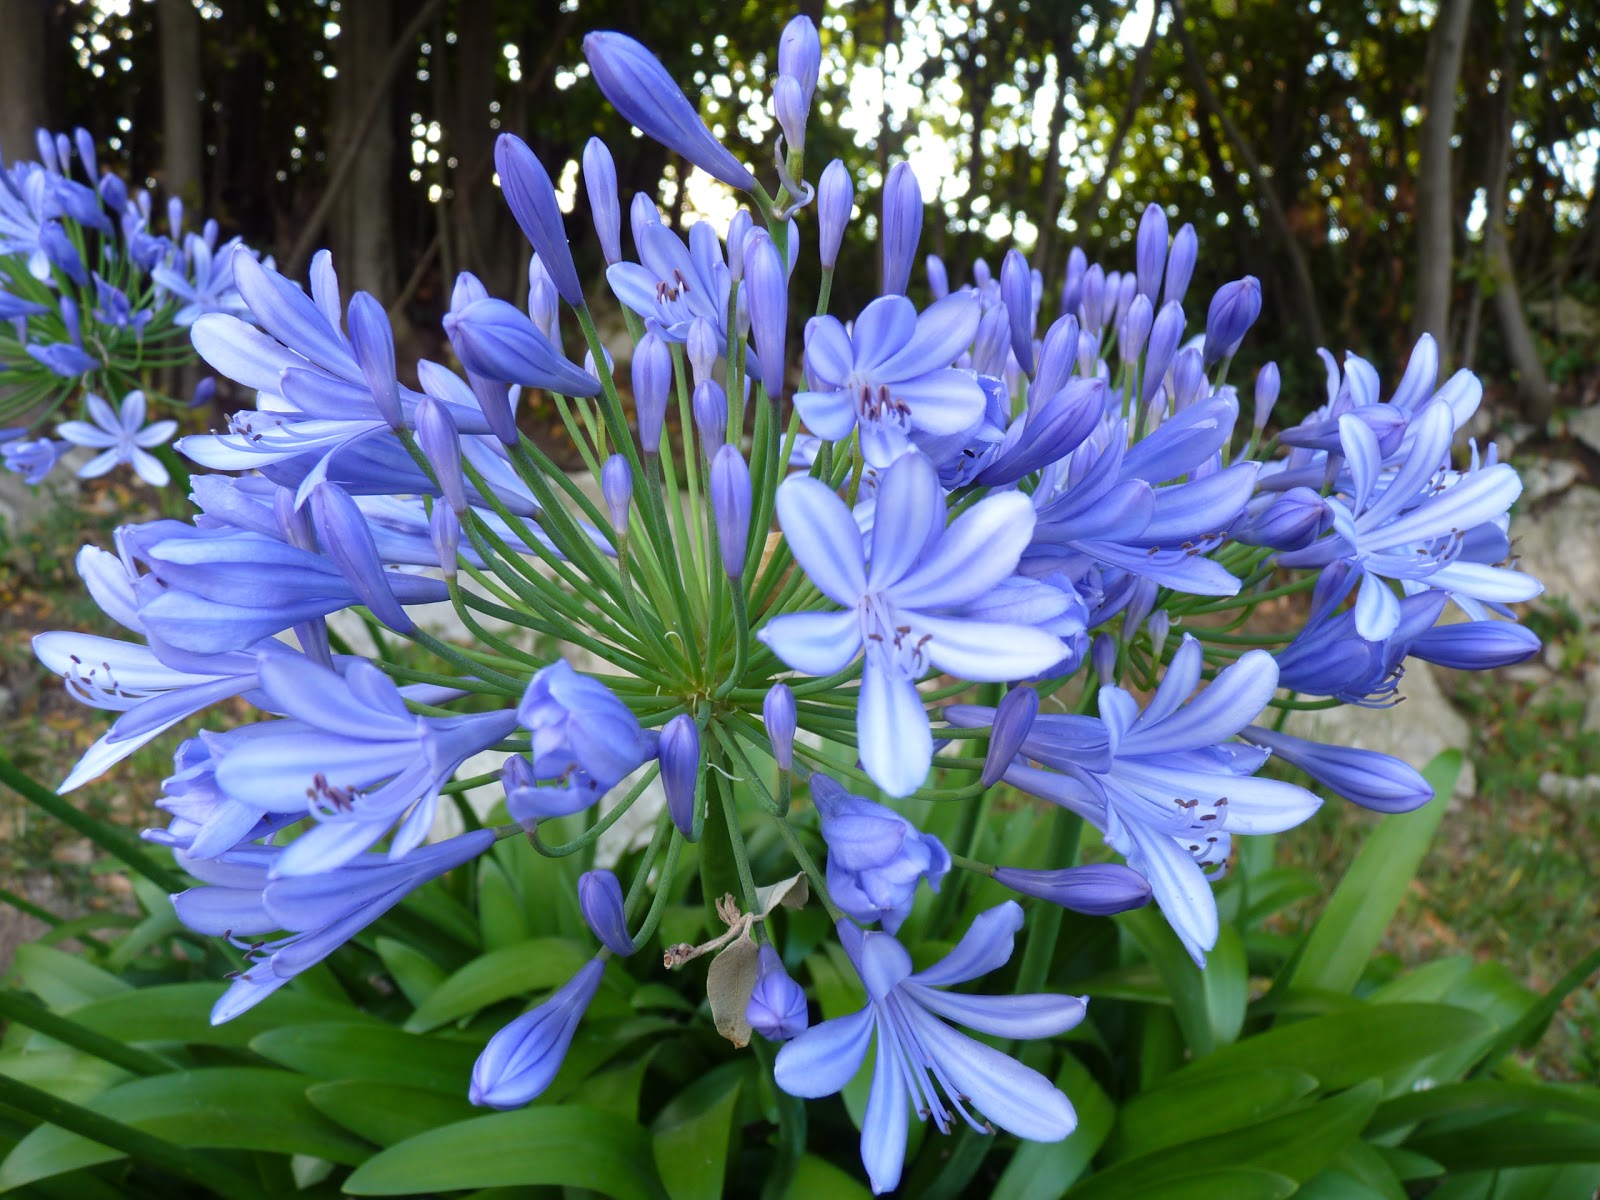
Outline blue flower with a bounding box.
[775,903,1083,1195]
[747,943,808,1042]
[950,635,1321,963]
[2,435,68,484]
[795,293,984,466]
[812,772,950,932]
[55,391,177,486]
[472,957,607,1108]
[759,450,1068,796]
[518,660,654,792]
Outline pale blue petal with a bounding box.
[758,610,862,675]
[858,655,932,798]
[1126,822,1217,966]
[804,316,855,386]
[1122,647,1276,755]
[868,451,943,590]
[909,901,1022,987]
[861,1013,910,1195]
[917,615,1066,681]
[875,292,982,379]
[889,491,1035,610]
[1354,571,1401,640]
[775,477,867,604]
[907,985,1086,1039]
[793,388,859,441]
[774,1006,874,1098]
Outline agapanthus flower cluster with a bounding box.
[0,128,256,486]
[36,15,1542,1196]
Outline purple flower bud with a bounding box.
[1061,246,1087,317]
[527,255,560,346]
[56,133,73,176]
[880,162,922,296]
[970,305,1011,378]
[926,254,949,299]
[98,171,127,213]
[471,957,606,1108]
[1141,301,1186,407]
[687,317,719,384]
[774,75,809,156]
[659,715,700,837]
[601,453,632,534]
[1030,315,1080,410]
[1254,361,1281,430]
[495,134,583,307]
[430,503,460,578]
[763,683,796,771]
[1172,346,1207,412]
[73,128,98,180]
[972,258,992,288]
[993,863,1153,915]
[1120,294,1153,364]
[1203,276,1262,364]
[578,869,634,956]
[1001,249,1036,377]
[694,379,729,458]
[583,32,757,191]
[745,233,788,396]
[1244,725,1433,814]
[726,208,753,282]
[1079,263,1105,330]
[35,129,58,173]
[982,686,1038,788]
[415,395,467,514]
[1135,203,1168,301]
[345,291,402,428]
[190,376,217,409]
[1113,271,1137,333]
[582,137,623,266]
[631,329,672,453]
[778,16,822,110]
[1148,609,1171,662]
[1091,633,1116,684]
[1409,621,1540,670]
[1165,223,1198,306]
[630,192,661,257]
[747,943,808,1041]
[309,482,415,635]
[445,297,600,399]
[1233,487,1330,551]
[817,160,852,272]
[711,444,752,578]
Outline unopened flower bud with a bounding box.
[926,253,949,300]
[527,255,560,346]
[582,137,623,266]
[1165,223,1198,306]
[1135,203,1168,302]
[495,133,583,307]
[687,317,719,385]
[778,16,821,110]
[694,379,729,458]
[726,208,753,282]
[1001,248,1035,377]
[578,869,634,956]
[1141,301,1186,407]
[630,192,661,257]
[817,160,852,272]
[1061,246,1087,317]
[993,863,1153,915]
[601,454,632,535]
[745,233,788,395]
[747,944,808,1041]
[711,444,751,578]
[1203,276,1262,364]
[880,162,922,297]
[982,686,1038,788]
[1254,361,1281,430]
[1171,346,1207,412]
[763,683,796,771]
[774,75,808,156]
[1079,263,1105,330]
[1232,487,1330,551]
[659,715,701,837]
[430,503,460,578]
[1120,294,1153,364]
[583,32,757,190]
[415,395,466,514]
[632,330,672,453]
[470,957,605,1108]
[1091,633,1117,684]
[1148,610,1170,661]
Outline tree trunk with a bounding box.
[1410,0,1471,363]
[1170,0,1325,349]
[1080,6,1159,236]
[0,0,49,164]
[330,0,398,302]
[158,0,204,205]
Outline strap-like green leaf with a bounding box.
[402,938,589,1033]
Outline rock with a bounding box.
[1569,409,1600,458]
[1517,456,1579,505]
[1537,772,1600,802]
[1512,485,1600,619]
[1289,660,1476,799]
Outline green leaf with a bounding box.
[1202,924,1249,1047]
[0,1067,371,1190]
[993,1052,1115,1199]
[1074,962,1171,1006]
[249,1023,481,1092]
[1298,1141,1408,1200]
[570,1046,656,1118]
[476,859,529,951]
[0,1050,128,1107]
[1154,1004,1492,1095]
[374,935,447,1008]
[402,939,589,1033]
[305,1080,477,1147]
[1065,1081,1382,1198]
[1287,751,1459,995]
[1370,1081,1600,1135]
[59,983,370,1049]
[1240,867,1322,927]
[1112,1171,1298,1200]
[1421,1165,1600,1200]
[1106,1068,1318,1162]
[652,1064,743,1200]
[1118,907,1215,1057]
[1407,1116,1600,1170]
[788,1153,874,1199]
[341,1105,668,1198]
[10,946,129,1012]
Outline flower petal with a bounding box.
[758,609,862,675]
[774,1006,874,1098]
[858,654,932,798]
[910,901,1022,987]
[908,985,1086,1040]
[917,615,1066,682]
[889,490,1036,610]
[775,476,867,605]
